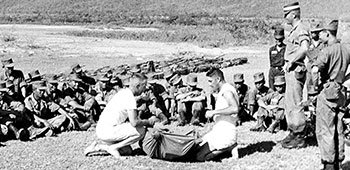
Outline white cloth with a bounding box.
[96,88,137,140]
[202,83,238,151]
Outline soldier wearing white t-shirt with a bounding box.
[84,73,157,159]
[195,68,239,161]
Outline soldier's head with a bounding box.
[274,27,285,46]
[233,73,244,89]
[69,74,82,90]
[128,73,148,96]
[98,76,110,91]
[206,68,225,92]
[186,74,198,89]
[1,58,14,74]
[32,81,48,99]
[110,76,123,91]
[274,76,286,93]
[319,20,338,44]
[283,2,301,25]
[253,72,265,90]
[310,21,323,41]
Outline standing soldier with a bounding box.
[247,72,273,116]
[0,58,26,99]
[281,2,310,149]
[312,20,350,170]
[268,28,286,90]
[306,22,325,94]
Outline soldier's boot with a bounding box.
[267,120,280,133]
[158,113,169,125]
[250,116,266,132]
[7,123,29,141]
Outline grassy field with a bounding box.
[0,0,350,24]
[0,121,336,170]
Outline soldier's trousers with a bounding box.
[316,84,345,164]
[268,67,284,90]
[178,101,204,123]
[285,69,306,133]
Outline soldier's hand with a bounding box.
[44,121,54,130]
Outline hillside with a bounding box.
[0,0,349,24]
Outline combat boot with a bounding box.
[281,132,306,149]
[250,116,266,132]
[7,123,29,141]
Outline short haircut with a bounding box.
[206,68,225,81]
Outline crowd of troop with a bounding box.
[1,1,349,170]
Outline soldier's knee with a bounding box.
[178,103,187,113]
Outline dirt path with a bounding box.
[0,24,268,83]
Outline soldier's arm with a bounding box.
[290,40,309,66]
[127,109,154,127]
[185,90,206,102]
[257,94,271,109]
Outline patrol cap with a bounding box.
[32,80,48,90]
[310,21,324,33]
[283,2,300,18]
[129,65,141,73]
[274,27,285,39]
[186,74,198,86]
[48,75,59,84]
[0,81,7,92]
[1,58,14,68]
[322,20,338,31]
[233,73,244,83]
[253,72,265,83]
[28,70,42,81]
[71,63,82,73]
[6,80,14,88]
[274,76,286,86]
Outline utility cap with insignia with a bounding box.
[1,58,14,68]
[233,73,244,83]
[274,76,286,86]
[253,72,265,83]
[283,2,300,18]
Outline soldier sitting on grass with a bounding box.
[163,69,177,120]
[24,80,76,134]
[250,76,286,133]
[232,73,252,124]
[62,74,101,130]
[176,74,206,126]
[0,81,29,141]
[247,72,273,117]
[84,73,156,159]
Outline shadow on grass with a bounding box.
[238,141,276,158]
